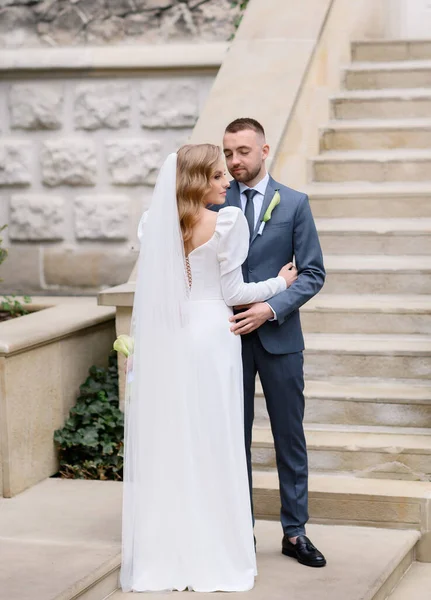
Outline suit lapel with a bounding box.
[250,176,277,245]
[226,180,241,208]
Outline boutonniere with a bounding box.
[257,190,281,235]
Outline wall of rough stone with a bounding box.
[0,0,240,47]
[0,64,217,293]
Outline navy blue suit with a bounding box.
[219,175,325,536]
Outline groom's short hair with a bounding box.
[225,118,266,139]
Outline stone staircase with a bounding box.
[252,38,431,544]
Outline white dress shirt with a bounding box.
[239,173,270,230]
[237,173,279,321]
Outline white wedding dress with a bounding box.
[121,206,286,593]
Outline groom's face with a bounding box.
[223,128,269,185]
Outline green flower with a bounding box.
[113,334,134,358]
[263,190,281,223]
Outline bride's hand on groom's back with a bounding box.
[278,263,298,287]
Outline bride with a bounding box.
[121,144,297,593]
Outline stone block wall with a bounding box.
[0,0,240,48]
[0,67,216,293]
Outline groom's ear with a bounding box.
[262,144,270,159]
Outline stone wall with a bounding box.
[0,48,220,293]
[0,0,241,47]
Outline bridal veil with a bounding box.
[120,153,196,590]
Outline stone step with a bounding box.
[323,255,431,294]
[109,521,421,600]
[301,294,431,334]
[344,60,431,90]
[389,562,431,599]
[331,89,431,120]
[255,377,431,428]
[320,118,431,151]
[302,332,431,379]
[0,478,122,600]
[316,218,431,254]
[252,426,431,480]
[254,470,431,540]
[352,40,431,63]
[312,149,431,183]
[306,182,431,218]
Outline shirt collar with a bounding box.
[239,172,269,196]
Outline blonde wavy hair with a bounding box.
[177,143,222,255]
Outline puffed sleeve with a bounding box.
[217,207,250,275]
[216,207,286,307]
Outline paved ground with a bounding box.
[111,520,419,600]
[0,479,421,600]
[0,479,121,600]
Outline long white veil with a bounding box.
[121,153,195,590]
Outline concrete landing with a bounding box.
[110,521,419,600]
[0,478,421,600]
[0,478,122,600]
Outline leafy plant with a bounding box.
[0,225,32,320]
[230,0,249,37]
[54,353,124,481]
[0,294,32,318]
[0,225,7,271]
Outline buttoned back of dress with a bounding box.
[187,236,223,302]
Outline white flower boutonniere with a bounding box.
[257,190,281,235]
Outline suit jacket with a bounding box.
[218,175,325,354]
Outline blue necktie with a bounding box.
[244,188,258,239]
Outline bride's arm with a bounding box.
[217,207,292,307]
[220,265,288,307]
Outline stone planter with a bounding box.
[0,297,115,498]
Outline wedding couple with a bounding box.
[121,118,326,593]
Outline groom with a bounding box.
[222,118,326,567]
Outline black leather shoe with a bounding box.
[282,535,326,567]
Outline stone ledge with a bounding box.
[98,282,135,308]
[23,296,101,310]
[259,470,431,501]
[0,302,115,355]
[304,293,431,314]
[254,471,431,536]
[0,43,228,74]
[304,332,431,356]
[254,425,431,452]
[257,376,431,404]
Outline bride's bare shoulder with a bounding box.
[203,209,218,225]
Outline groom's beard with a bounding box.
[230,164,262,185]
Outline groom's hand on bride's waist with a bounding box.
[230,303,274,335]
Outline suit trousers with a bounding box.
[242,330,309,537]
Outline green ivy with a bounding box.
[230,0,249,37]
[0,294,31,318]
[0,225,32,318]
[54,353,124,481]
[0,225,7,271]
